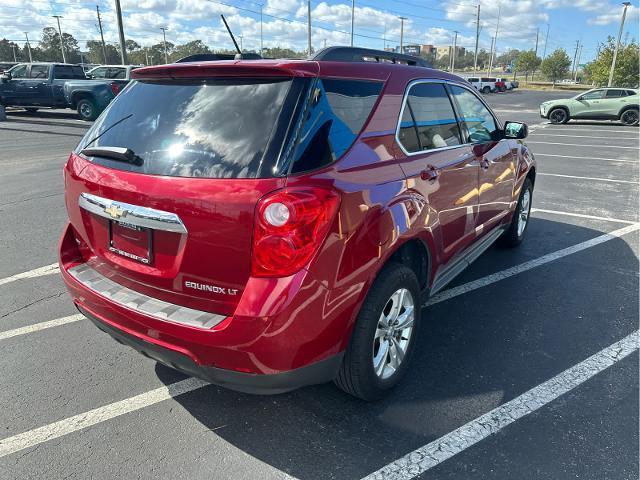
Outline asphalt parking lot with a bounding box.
[0,89,638,480]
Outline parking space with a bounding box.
[1,91,638,479]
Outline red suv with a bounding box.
[60,47,535,400]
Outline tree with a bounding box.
[585,36,639,87]
[170,40,211,62]
[540,48,571,85]
[261,47,302,59]
[496,49,520,69]
[86,40,120,64]
[125,39,140,53]
[38,27,80,62]
[515,50,541,81]
[0,39,22,62]
[434,54,450,70]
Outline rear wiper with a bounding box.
[82,113,133,148]
[81,146,143,166]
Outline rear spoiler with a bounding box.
[131,61,319,80]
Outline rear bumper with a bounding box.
[80,305,342,394]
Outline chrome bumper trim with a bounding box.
[79,192,187,234]
[68,264,226,330]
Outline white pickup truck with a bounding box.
[466,77,497,94]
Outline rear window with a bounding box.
[76,78,298,178]
[54,65,86,79]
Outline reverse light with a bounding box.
[252,187,340,277]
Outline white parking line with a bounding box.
[529,133,639,140]
[542,128,636,134]
[0,314,84,341]
[0,263,59,287]
[426,223,640,306]
[362,331,639,480]
[535,153,638,164]
[527,141,639,150]
[0,377,209,459]
[537,172,637,184]
[530,208,637,225]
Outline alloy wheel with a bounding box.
[518,189,531,237]
[373,288,415,380]
[550,109,566,124]
[621,109,638,126]
[80,102,93,119]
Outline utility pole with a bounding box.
[542,23,550,59]
[259,4,263,54]
[488,7,500,75]
[473,3,480,75]
[487,36,495,76]
[534,27,539,55]
[52,15,66,63]
[145,49,149,66]
[399,17,407,51]
[571,40,579,80]
[307,0,312,55]
[451,31,459,72]
[160,27,168,63]
[11,45,17,62]
[239,35,244,52]
[383,22,387,49]
[96,5,108,64]
[24,32,32,62]
[608,2,631,87]
[574,43,582,82]
[350,0,355,47]
[114,0,127,64]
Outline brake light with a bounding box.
[110,83,120,95]
[251,187,340,277]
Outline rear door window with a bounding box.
[397,82,461,153]
[29,65,50,79]
[288,78,382,173]
[77,78,299,178]
[605,89,626,98]
[449,85,499,143]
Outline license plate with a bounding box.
[108,220,153,264]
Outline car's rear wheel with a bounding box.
[548,108,569,124]
[335,263,420,401]
[620,108,639,126]
[482,86,491,94]
[499,177,533,248]
[77,98,98,121]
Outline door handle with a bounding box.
[420,165,439,181]
[480,158,490,170]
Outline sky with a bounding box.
[0,0,639,63]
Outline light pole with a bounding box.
[11,45,17,62]
[52,15,66,63]
[542,23,550,59]
[350,0,355,47]
[259,4,263,54]
[114,0,128,64]
[160,27,168,64]
[608,1,631,87]
[399,17,407,52]
[451,31,459,72]
[24,32,33,62]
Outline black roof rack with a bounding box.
[312,46,431,68]
[175,52,262,63]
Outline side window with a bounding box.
[72,66,86,78]
[29,65,50,79]
[107,68,126,79]
[580,90,604,100]
[8,64,28,78]
[91,67,107,78]
[450,85,498,143]
[54,66,74,79]
[627,90,637,96]
[290,78,383,173]
[605,89,625,98]
[397,82,461,153]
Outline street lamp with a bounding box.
[608,2,631,87]
[52,15,66,63]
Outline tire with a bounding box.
[499,177,533,248]
[499,86,506,92]
[76,98,98,121]
[548,107,569,124]
[620,108,639,126]
[482,86,491,94]
[24,107,38,113]
[335,263,421,401]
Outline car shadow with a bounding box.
[154,218,638,479]
[6,109,89,125]
[558,120,637,128]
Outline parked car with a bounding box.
[540,87,639,126]
[467,76,497,94]
[59,47,536,400]
[494,79,507,92]
[86,64,141,81]
[496,77,513,90]
[0,62,118,120]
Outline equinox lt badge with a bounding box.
[185,281,238,296]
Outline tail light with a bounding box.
[110,83,120,96]
[251,187,340,277]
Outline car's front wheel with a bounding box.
[499,177,533,248]
[482,86,491,94]
[335,263,420,401]
[620,108,639,126]
[77,98,98,121]
[548,108,569,124]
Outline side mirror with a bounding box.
[0,73,11,82]
[503,121,528,139]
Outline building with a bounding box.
[435,46,466,60]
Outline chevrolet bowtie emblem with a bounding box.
[104,204,125,219]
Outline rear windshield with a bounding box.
[76,78,297,178]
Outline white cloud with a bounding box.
[588,5,638,26]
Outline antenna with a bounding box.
[220,14,242,57]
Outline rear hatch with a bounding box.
[64,65,312,316]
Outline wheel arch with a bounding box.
[618,103,639,117]
[70,91,95,108]
[548,105,570,117]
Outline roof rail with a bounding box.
[175,52,263,63]
[312,46,431,68]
